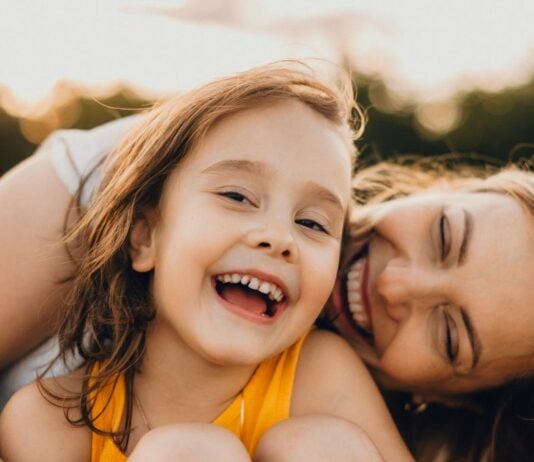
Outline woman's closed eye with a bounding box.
[443,309,459,363]
[438,211,452,260]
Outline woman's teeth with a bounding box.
[346,258,371,332]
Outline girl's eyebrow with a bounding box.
[202,160,346,212]
[201,159,270,177]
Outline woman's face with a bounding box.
[329,189,534,396]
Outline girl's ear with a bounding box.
[129,210,158,273]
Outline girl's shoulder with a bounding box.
[0,369,91,461]
[291,329,414,461]
[291,329,371,413]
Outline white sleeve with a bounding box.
[35,114,143,207]
[0,337,82,410]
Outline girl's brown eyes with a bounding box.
[219,191,249,203]
[296,218,328,234]
[217,190,256,207]
[439,213,452,261]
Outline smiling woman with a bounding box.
[326,159,534,461]
[338,191,533,389]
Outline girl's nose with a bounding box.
[246,221,299,263]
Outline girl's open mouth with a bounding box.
[212,272,288,324]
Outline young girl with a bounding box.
[0,64,413,461]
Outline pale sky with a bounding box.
[0,0,533,113]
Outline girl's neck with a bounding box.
[134,319,257,426]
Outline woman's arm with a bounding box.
[291,329,414,462]
[0,152,76,369]
[0,116,140,371]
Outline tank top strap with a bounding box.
[240,330,311,455]
[90,363,127,462]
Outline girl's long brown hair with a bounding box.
[39,61,362,450]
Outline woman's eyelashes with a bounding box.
[438,211,452,261]
[443,310,459,363]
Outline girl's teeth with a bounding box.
[248,278,260,290]
[216,273,285,303]
[347,279,360,291]
[259,282,271,294]
[231,274,241,283]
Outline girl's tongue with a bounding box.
[219,285,267,315]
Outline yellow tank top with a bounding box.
[90,332,309,461]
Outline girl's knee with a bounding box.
[254,415,383,462]
[129,423,250,462]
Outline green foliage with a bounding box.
[1,74,533,176]
[355,74,534,167]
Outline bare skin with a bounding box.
[0,331,412,461]
[255,415,384,462]
[129,416,384,462]
[128,424,251,462]
[0,152,76,369]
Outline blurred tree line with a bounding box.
[355,73,534,168]
[1,72,533,176]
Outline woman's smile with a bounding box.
[330,248,375,349]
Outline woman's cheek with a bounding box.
[377,342,449,388]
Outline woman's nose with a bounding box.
[375,259,436,321]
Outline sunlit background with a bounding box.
[1,0,533,173]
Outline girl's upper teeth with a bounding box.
[216,273,284,302]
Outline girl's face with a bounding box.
[133,100,352,367]
[330,190,534,396]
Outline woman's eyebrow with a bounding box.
[460,307,482,370]
[458,208,473,266]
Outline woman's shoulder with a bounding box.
[0,370,91,461]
